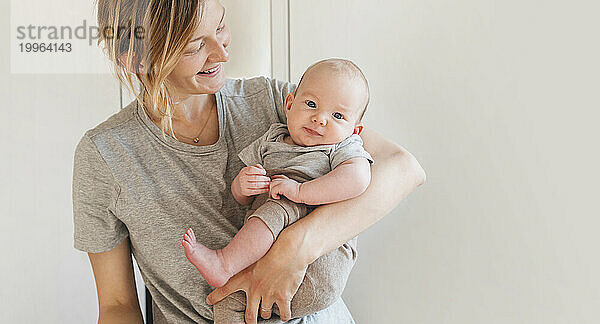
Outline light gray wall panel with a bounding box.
[289,1,600,323]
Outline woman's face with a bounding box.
[167,0,230,97]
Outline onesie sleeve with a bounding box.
[330,134,374,170]
[237,129,270,167]
[72,134,128,253]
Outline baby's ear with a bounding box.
[353,124,364,135]
[284,92,295,113]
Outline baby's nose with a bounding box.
[312,116,327,126]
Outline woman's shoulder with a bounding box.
[220,76,297,100]
[83,100,138,141]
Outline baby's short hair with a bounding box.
[296,58,370,122]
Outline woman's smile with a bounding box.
[196,63,222,78]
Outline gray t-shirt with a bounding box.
[72,77,355,323]
[238,123,373,181]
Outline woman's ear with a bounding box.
[284,92,295,115]
[118,53,144,73]
[353,124,364,135]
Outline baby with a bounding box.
[182,58,373,298]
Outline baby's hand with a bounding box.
[269,175,302,203]
[237,164,271,197]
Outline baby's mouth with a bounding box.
[303,127,323,136]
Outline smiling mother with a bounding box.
[72,0,425,323]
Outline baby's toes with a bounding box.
[188,228,197,241]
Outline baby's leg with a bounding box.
[182,218,274,288]
[212,237,358,322]
[246,195,308,240]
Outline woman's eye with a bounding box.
[305,100,316,108]
[217,24,225,33]
[332,112,344,120]
[187,42,205,55]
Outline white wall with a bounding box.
[288,0,600,323]
[2,2,120,323]
[220,0,271,79]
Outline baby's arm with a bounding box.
[270,157,371,205]
[232,164,271,205]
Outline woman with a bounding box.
[73,0,425,323]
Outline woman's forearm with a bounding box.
[279,128,426,266]
[99,304,143,324]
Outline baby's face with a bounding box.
[284,67,366,146]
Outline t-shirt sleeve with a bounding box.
[330,134,374,170]
[266,77,297,124]
[72,134,128,253]
[237,129,269,167]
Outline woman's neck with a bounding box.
[146,92,219,145]
[172,94,215,125]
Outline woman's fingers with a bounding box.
[259,298,274,319]
[275,297,292,322]
[206,274,242,305]
[245,293,261,324]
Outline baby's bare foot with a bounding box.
[182,228,232,287]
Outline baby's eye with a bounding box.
[305,100,316,108]
[332,112,344,120]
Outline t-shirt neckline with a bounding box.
[135,91,226,154]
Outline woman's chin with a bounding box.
[193,73,226,94]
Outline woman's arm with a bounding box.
[88,239,144,324]
[207,128,425,323]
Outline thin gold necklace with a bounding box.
[176,106,215,144]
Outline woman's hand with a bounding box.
[206,231,309,323]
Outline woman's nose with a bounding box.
[214,42,229,62]
[208,38,229,62]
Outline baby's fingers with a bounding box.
[245,164,267,175]
[269,186,281,199]
[245,175,271,183]
[247,181,270,189]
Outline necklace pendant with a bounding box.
[193,137,200,143]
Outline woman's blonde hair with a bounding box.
[97,0,205,137]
